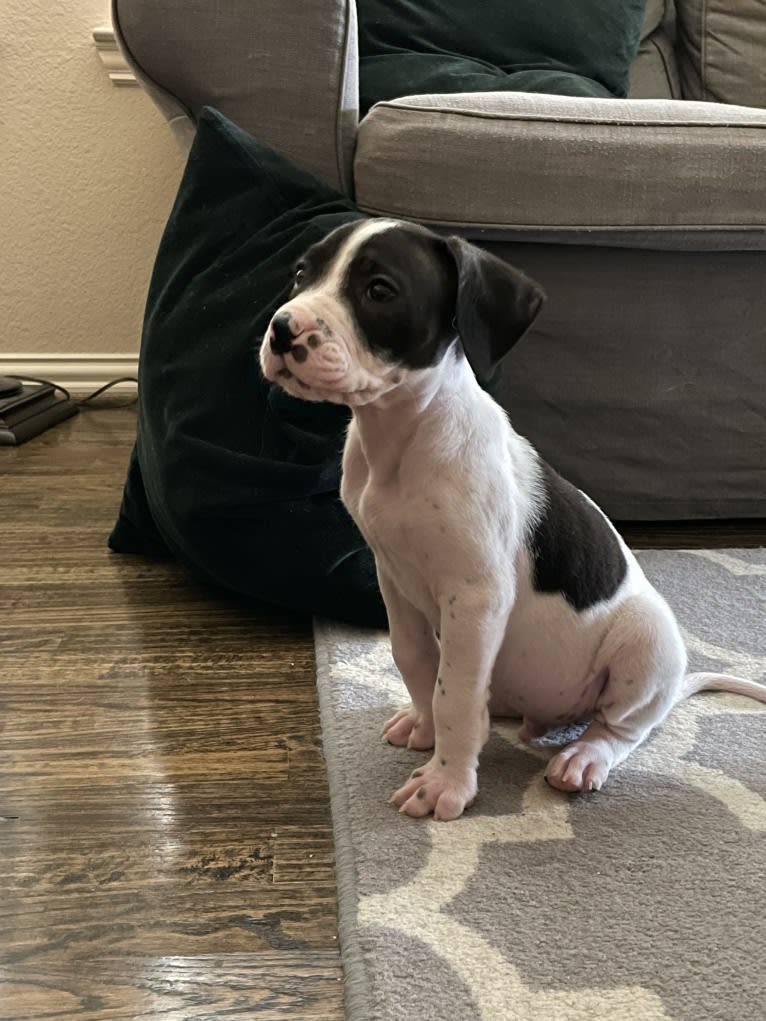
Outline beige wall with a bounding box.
[0,0,185,379]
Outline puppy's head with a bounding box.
[259,219,544,406]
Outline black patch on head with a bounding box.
[341,223,459,369]
[290,221,365,295]
[446,237,545,382]
[530,460,628,612]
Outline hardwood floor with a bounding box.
[1,405,764,1020]
[1,406,342,1019]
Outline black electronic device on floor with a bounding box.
[0,378,78,445]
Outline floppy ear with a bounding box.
[446,237,545,381]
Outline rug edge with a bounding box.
[313,616,379,1021]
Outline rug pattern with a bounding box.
[314,550,766,1021]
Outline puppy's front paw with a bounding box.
[389,757,477,821]
[382,704,435,750]
[545,742,610,793]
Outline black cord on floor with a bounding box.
[9,375,139,409]
[77,377,139,408]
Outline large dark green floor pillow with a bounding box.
[358,0,647,114]
[108,108,386,628]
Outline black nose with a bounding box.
[270,313,294,355]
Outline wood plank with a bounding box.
[619,519,766,548]
[0,953,344,1020]
[0,408,345,1020]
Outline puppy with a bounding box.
[260,218,766,821]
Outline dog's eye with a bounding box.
[366,277,397,302]
[293,265,306,286]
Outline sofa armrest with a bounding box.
[354,92,766,243]
[112,0,359,192]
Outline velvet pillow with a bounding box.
[358,0,647,114]
[108,108,386,627]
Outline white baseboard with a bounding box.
[0,355,139,393]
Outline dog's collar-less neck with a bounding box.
[350,350,479,483]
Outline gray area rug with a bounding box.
[313,549,766,1021]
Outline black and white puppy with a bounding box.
[260,218,766,821]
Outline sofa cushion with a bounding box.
[640,0,667,36]
[108,107,386,627]
[354,92,766,236]
[628,34,680,100]
[357,0,648,114]
[628,0,681,99]
[676,0,766,109]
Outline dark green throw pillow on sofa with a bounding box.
[108,108,386,627]
[358,0,647,114]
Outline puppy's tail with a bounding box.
[680,671,766,704]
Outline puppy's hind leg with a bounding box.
[545,598,685,793]
[378,571,440,751]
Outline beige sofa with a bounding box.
[113,0,766,520]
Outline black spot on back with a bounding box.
[530,460,628,612]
